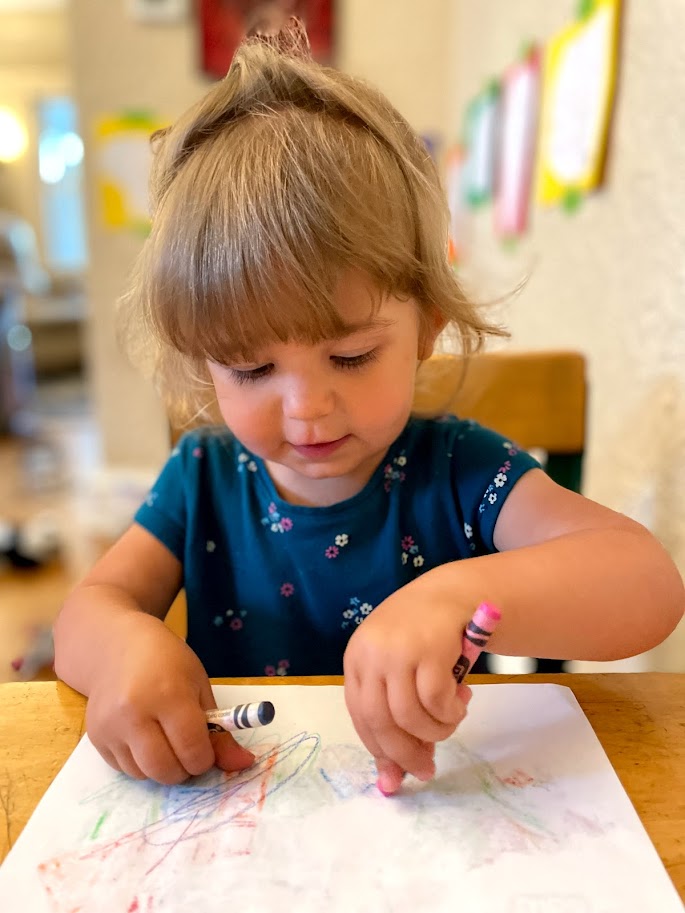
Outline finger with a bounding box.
[457,683,473,707]
[386,668,457,743]
[375,756,406,796]
[210,731,256,771]
[161,704,215,777]
[416,661,469,726]
[113,743,146,781]
[93,741,121,774]
[195,678,256,771]
[346,675,428,795]
[361,677,435,781]
[130,721,190,785]
[344,672,389,762]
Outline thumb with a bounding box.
[197,677,255,772]
[210,731,256,772]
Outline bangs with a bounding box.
[143,107,421,364]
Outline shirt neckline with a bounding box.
[249,421,414,517]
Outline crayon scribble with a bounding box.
[37,732,320,912]
[34,733,613,911]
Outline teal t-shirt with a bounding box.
[134,416,539,677]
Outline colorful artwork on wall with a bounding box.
[199,0,334,80]
[494,46,542,239]
[461,81,501,209]
[95,111,165,235]
[535,0,623,210]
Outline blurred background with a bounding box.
[1,0,683,680]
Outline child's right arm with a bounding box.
[53,524,255,784]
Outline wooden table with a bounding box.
[1,673,683,900]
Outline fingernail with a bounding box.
[377,773,397,796]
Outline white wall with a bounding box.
[449,1,685,670]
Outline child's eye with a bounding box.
[331,349,378,370]
[228,364,273,384]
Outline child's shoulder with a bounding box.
[404,415,536,475]
[170,425,247,471]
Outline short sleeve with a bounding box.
[451,420,540,553]
[133,437,191,561]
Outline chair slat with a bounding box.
[414,351,586,454]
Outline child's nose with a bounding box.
[282,376,334,421]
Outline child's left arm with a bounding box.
[344,468,685,794]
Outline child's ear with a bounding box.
[418,309,447,361]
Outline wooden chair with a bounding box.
[415,349,587,673]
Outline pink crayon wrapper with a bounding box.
[452,602,501,683]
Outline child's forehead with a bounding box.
[231,315,394,362]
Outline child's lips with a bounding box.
[291,436,350,458]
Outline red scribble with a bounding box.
[500,769,535,788]
[258,749,278,810]
[128,899,139,913]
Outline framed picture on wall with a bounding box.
[199,1,334,80]
[536,0,623,207]
[494,46,542,239]
[128,0,191,23]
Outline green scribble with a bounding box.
[90,810,108,840]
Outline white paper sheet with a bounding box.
[0,684,681,912]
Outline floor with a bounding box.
[0,377,102,683]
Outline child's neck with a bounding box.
[265,454,383,507]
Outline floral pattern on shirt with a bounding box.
[341,596,374,630]
[324,532,349,559]
[383,451,407,492]
[401,534,425,568]
[265,659,290,676]
[225,607,247,631]
[237,451,258,473]
[261,502,294,533]
[478,448,517,514]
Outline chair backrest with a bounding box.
[413,350,587,492]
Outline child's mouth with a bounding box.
[291,436,350,458]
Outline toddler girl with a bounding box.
[54,20,684,796]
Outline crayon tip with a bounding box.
[258,701,275,724]
[478,601,502,622]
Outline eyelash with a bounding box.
[228,350,378,385]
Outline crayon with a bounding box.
[205,701,275,733]
[452,601,502,683]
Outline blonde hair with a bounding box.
[119,19,505,428]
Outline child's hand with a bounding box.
[343,581,473,795]
[85,614,255,784]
